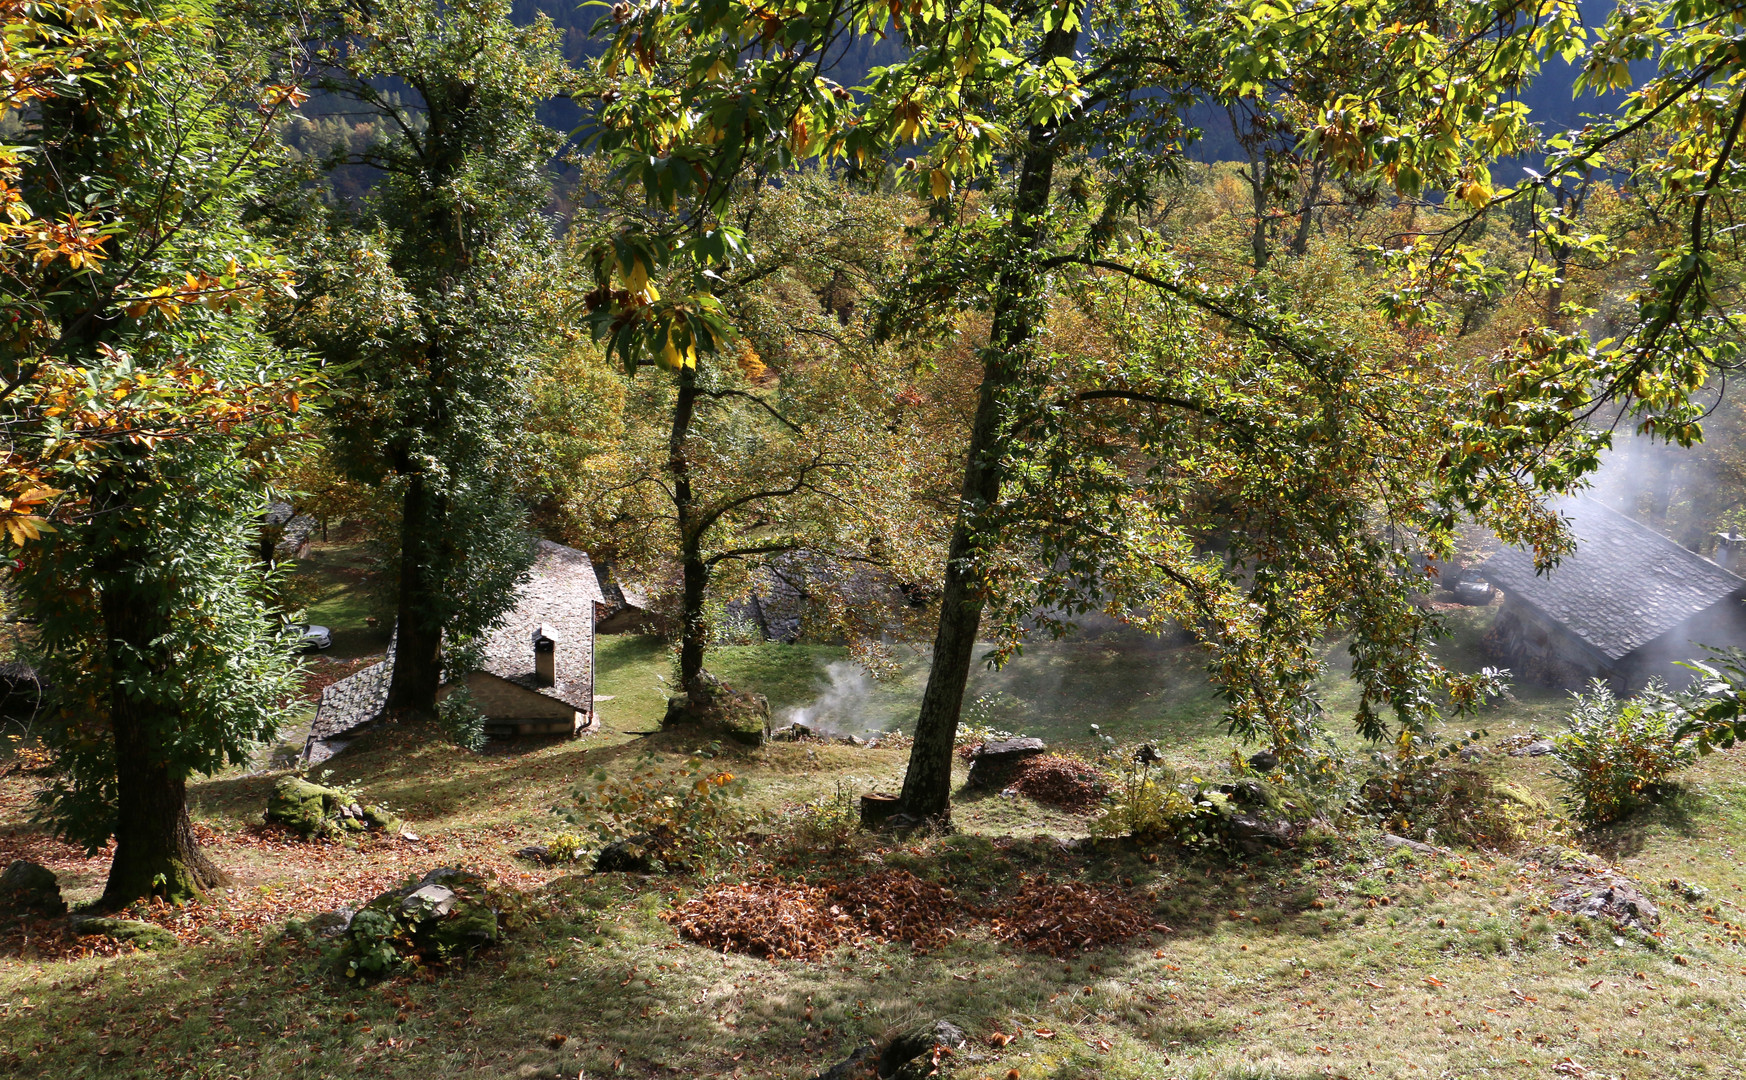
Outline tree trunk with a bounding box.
[669,366,710,690]
[385,471,444,716]
[98,482,224,906]
[102,729,223,907]
[1289,159,1325,256]
[893,17,1080,824]
[1247,159,1270,272]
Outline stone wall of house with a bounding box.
[1483,599,1613,689]
[460,673,574,720]
[1617,594,1746,690]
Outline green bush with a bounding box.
[1553,679,1694,824]
[543,832,588,864]
[1090,749,1218,843]
[436,684,488,752]
[566,745,748,870]
[787,779,861,850]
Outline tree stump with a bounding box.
[858,792,903,827]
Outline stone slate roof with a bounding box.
[309,654,393,741]
[308,541,604,744]
[475,540,603,711]
[1479,497,1746,662]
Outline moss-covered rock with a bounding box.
[663,677,770,746]
[266,776,403,839]
[71,916,178,951]
[342,867,500,979]
[1,860,66,917]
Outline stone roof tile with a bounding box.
[1479,496,1746,662]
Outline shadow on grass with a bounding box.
[1582,785,1708,859]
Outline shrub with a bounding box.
[566,746,748,870]
[543,832,588,864]
[788,779,861,849]
[1354,728,1529,847]
[436,685,488,752]
[1553,679,1694,824]
[1090,749,1217,843]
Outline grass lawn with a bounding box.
[3,596,1744,1079]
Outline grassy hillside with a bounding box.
[4,551,1741,1080]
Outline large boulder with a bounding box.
[71,916,178,951]
[1,860,66,917]
[964,737,1047,789]
[344,867,499,976]
[266,776,403,839]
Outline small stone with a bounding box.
[1510,739,1556,758]
[808,1043,877,1080]
[402,884,457,918]
[595,833,662,873]
[305,908,354,939]
[1227,814,1291,848]
[1383,833,1444,856]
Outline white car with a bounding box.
[298,624,333,651]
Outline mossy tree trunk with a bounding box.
[97,474,225,907]
[895,18,1080,823]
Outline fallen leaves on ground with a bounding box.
[666,870,1161,960]
[990,876,1164,956]
[1005,755,1111,814]
[1,803,570,957]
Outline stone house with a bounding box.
[1479,497,1746,690]
[304,540,604,762]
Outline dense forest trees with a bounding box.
[7,0,1746,898]
[2,0,308,902]
[282,0,573,719]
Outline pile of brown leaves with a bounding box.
[1008,755,1111,814]
[826,870,962,952]
[668,870,1161,961]
[664,879,858,960]
[0,918,133,962]
[990,877,1167,956]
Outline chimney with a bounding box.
[532,624,559,687]
[1717,533,1745,571]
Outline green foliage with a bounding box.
[786,779,862,851]
[435,685,488,753]
[280,0,574,709]
[1553,680,1695,826]
[5,1,308,890]
[565,747,748,871]
[542,832,588,864]
[1091,749,1218,844]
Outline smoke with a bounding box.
[1578,427,1723,550]
[784,661,880,737]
